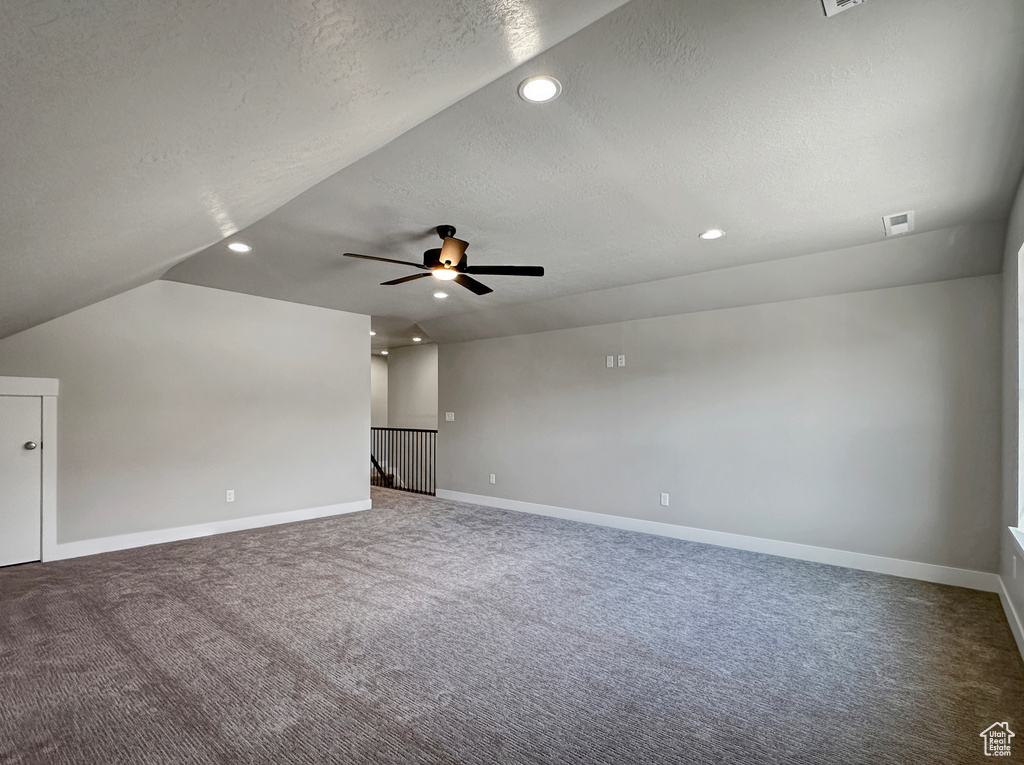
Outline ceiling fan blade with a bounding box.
[380,273,432,286]
[438,237,469,268]
[463,265,544,277]
[343,252,428,269]
[454,274,493,295]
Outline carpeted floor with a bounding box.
[1,488,1022,764]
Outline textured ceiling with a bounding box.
[5,0,1024,350]
[164,0,1024,350]
[419,221,1006,343]
[0,0,627,337]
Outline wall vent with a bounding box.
[882,210,915,237]
[822,0,866,18]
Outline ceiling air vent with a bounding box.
[882,210,915,237]
[822,0,866,17]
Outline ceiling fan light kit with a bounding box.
[437,230,468,267]
[343,224,544,296]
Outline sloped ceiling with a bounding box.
[0,0,628,337]
[5,0,1024,348]
[165,0,1024,349]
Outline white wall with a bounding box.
[438,276,1002,573]
[387,343,438,430]
[0,281,370,544]
[371,355,388,427]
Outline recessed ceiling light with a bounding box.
[412,337,422,342]
[227,242,252,253]
[380,350,388,355]
[518,75,562,103]
[699,229,725,240]
[433,292,448,299]
[369,331,376,336]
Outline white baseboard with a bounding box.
[437,490,1000,593]
[45,499,372,561]
[998,576,1024,663]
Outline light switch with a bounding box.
[606,355,614,368]
[445,411,455,422]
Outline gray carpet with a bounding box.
[1,488,1021,764]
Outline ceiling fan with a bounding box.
[343,225,544,295]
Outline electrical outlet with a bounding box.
[445,411,455,422]
[226,489,235,503]
[618,354,626,367]
[606,355,614,368]
[660,493,669,507]
[489,473,496,484]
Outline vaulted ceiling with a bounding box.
[4,0,1024,349]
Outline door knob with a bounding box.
[24,442,37,450]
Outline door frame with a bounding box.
[0,377,58,561]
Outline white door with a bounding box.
[0,396,42,566]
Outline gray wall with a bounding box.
[0,281,370,544]
[1002,170,1024,616]
[371,355,388,428]
[387,343,438,430]
[438,276,1002,572]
